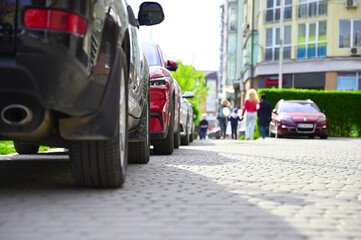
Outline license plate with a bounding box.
[298,123,313,128]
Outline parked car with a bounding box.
[0,1,164,188]
[180,91,195,145]
[269,99,328,139]
[142,42,181,155]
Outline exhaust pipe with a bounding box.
[1,104,33,126]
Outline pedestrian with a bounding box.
[228,108,242,140]
[198,113,209,140]
[241,89,260,140]
[257,93,272,139]
[217,99,230,139]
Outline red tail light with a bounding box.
[24,9,87,35]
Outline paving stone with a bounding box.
[0,137,360,240]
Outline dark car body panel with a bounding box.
[0,0,150,145]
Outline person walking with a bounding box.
[228,108,242,140]
[198,113,209,140]
[217,99,230,139]
[257,93,272,139]
[241,89,259,140]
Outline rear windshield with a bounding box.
[142,42,162,67]
[280,102,320,113]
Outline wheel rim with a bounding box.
[119,67,126,168]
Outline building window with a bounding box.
[228,33,237,61]
[337,72,361,91]
[229,6,237,30]
[298,0,327,18]
[339,19,361,48]
[297,21,327,59]
[227,63,236,85]
[265,26,292,61]
[266,0,292,23]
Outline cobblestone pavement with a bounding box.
[0,137,360,240]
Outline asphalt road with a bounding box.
[0,137,360,240]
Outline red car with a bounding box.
[142,42,181,154]
[269,99,328,139]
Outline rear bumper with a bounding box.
[150,131,167,144]
[0,51,117,141]
[0,54,105,116]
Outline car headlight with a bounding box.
[316,117,327,123]
[276,116,294,123]
[150,77,169,86]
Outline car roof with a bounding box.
[280,99,314,104]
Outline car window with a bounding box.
[142,42,162,66]
[280,102,320,113]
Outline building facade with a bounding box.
[226,0,361,105]
[220,0,245,108]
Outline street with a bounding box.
[0,137,360,240]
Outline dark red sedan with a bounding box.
[142,42,181,155]
[269,100,328,139]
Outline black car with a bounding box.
[0,1,164,188]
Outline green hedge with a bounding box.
[257,88,361,137]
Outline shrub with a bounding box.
[258,88,361,137]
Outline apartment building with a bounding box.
[232,0,361,104]
[220,0,245,107]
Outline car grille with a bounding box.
[296,123,315,133]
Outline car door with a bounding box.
[126,5,149,130]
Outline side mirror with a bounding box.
[272,109,278,114]
[183,91,195,99]
[138,2,165,26]
[166,60,178,71]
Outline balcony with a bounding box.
[297,42,327,59]
[265,46,292,62]
[263,43,327,62]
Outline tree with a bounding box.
[172,60,209,124]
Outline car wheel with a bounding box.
[181,124,190,145]
[69,49,128,188]
[189,124,194,142]
[174,121,181,149]
[128,92,150,164]
[269,124,275,137]
[320,135,328,139]
[13,141,39,154]
[154,100,174,155]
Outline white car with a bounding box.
[179,91,195,145]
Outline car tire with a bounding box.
[269,125,275,138]
[189,124,194,142]
[154,100,174,155]
[181,124,190,145]
[13,141,39,154]
[275,123,282,138]
[174,121,180,149]
[69,49,128,188]
[320,135,328,139]
[128,91,150,164]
